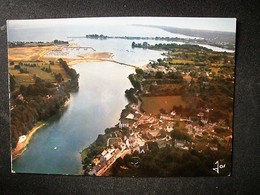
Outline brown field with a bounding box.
[9,46,114,66]
[67,52,113,65]
[141,95,187,114]
[8,45,115,86]
[8,46,55,62]
[169,59,194,64]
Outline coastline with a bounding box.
[12,96,72,161]
[12,122,46,161]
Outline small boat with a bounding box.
[54,147,57,150]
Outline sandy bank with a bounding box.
[9,45,114,66]
[12,122,46,161]
[8,46,56,62]
[67,52,114,66]
[12,97,72,161]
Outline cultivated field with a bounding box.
[141,95,187,114]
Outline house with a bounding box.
[210,146,218,151]
[197,112,204,117]
[16,94,24,101]
[165,125,174,132]
[174,139,186,148]
[165,122,175,132]
[119,119,129,128]
[160,114,173,121]
[120,143,126,151]
[148,129,161,138]
[101,150,108,156]
[100,148,115,164]
[125,139,130,148]
[156,140,168,149]
[170,110,176,116]
[18,135,26,143]
[88,163,103,176]
[126,113,135,120]
[201,118,208,125]
[88,166,98,176]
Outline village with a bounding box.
[85,44,234,176]
[87,99,232,176]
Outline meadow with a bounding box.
[141,95,187,114]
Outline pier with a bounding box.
[105,59,138,68]
[66,46,96,51]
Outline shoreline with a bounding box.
[12,97,72,161]
[12,122,46,161]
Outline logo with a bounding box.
[213,161,226,174]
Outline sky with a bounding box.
[7,17,236,32]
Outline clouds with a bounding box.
[7,17,236,32]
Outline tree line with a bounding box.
[10,59,79,148]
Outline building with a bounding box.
[174,139,186,149]
[165,122,175,132]
[126,113,135,120]
[119,119,129,128]
[100,148,115,164]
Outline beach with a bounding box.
[12,122,46,161]
[12,97,71,161]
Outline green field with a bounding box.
[169,59,194,64]
[141,95,187,114]
[9,62,70,87]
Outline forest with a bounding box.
[111,143,231,177]
[10,59,79,148]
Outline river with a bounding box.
[11,23,233,174]
[12,36,167,174]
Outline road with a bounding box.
[96,149,131,176]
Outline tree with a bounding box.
[135,68,144,75]
[170,128,191,141]
[9,74,16,91]
[14,65,21,70]
[155,71,164,79]
[55,73,63,83]
[160,108,166,114]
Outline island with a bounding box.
[81,42,234,176]
[68,31,235,50]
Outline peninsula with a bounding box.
[68,33,235,50]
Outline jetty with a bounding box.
[66,46,96,51]
[105,59,138,68]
